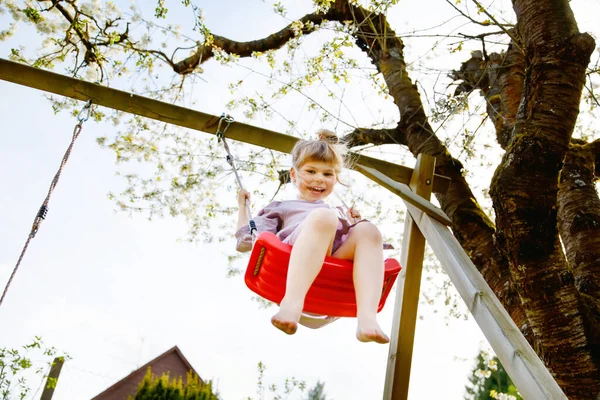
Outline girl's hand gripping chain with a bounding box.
[346,207,361,224]
[238,189,251,207]
[236,189,251,230]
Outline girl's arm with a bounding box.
[237,189,250,230]
[234,195,282,253]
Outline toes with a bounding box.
[356,328,390,344]
[271,317,298,335]
[373,332,390,344]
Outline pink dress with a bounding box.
[235,199,365,254]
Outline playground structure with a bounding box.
[0,58,567,399]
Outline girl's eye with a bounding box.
[307,170,315,174]
[325,173,333,177]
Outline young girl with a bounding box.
[235,129,389,344]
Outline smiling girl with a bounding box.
[235,129,389,344]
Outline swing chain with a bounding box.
[215,113,257,238]
[215,114,243,185]
[0,100,93,309]
[215,113,234,141]
[77,99,92,123]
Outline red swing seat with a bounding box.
[244,232,402,318]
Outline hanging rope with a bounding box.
[216,114,257,238]
[0,100,93,309]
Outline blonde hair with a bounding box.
[291,129,348,177]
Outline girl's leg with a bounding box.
[332,222,389,344]
[271,208,338,335]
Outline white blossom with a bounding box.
[0,23,16,41]
[474,369,492,379]
[84,66,100,81]
[290,20,304,37]
[490,390,517,400]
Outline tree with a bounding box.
[1,0,599,398]
[129,361,316,400]
[465,349,521,400]
[305,380,327,400]
[129,367,219,400]
[249,361,306,400]
[0,337,66,400]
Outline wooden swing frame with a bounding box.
[0,58,566,399]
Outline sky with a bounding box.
[1,0,598,399]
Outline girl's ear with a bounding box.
[290,167,296,183]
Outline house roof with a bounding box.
[91,345,202,399]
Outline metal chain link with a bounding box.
[216,114,243,187]
[0,100,93,309]
[216,114,257,237]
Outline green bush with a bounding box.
[465,350,522,400]
[129,367,219,400]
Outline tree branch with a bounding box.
[341,125,406,147]
[48,1,97,65]
[445,0,514,29]
[172,12,330,75]
[450,37,525,149]
[585,138,600,179]
[470,0,522,51]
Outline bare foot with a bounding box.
[271,301,302,335]
[271,314,298,335]
[356,326,390,344]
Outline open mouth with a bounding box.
[308,186,325,193]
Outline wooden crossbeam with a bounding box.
[355,164,451,226]
[0,58,451,193]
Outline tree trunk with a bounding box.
[558,143,600,356]
[490,1,597,396]
[486,43,525,149]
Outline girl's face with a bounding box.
[291,160,337,202]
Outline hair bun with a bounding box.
[316,128,339,144]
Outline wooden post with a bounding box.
[383,154,435,400]
[403,204,568,399]
[40,356,65,400]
